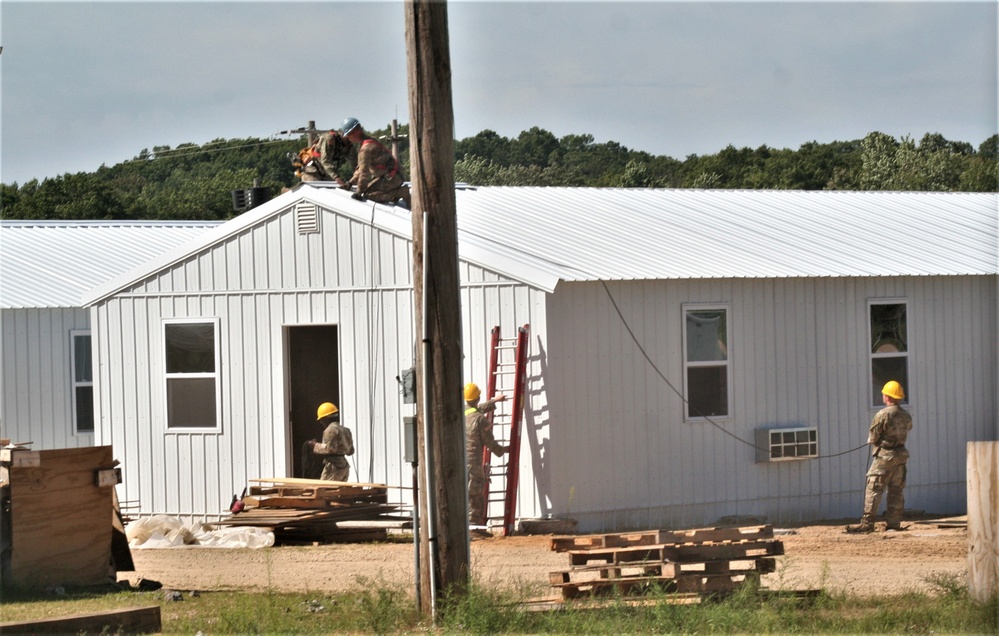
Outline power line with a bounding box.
[599,280,867,460]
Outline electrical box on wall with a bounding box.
[756,426,818,463]
[400,368,416,404]
[403,416,417,464]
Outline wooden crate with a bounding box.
[3,446,118,589]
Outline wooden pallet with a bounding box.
[550,524,774,552]
[553,570,760,599]
[547,524,783,600]
[565,539,783,567]
[550,557,777,586]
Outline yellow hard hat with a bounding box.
[317,402,339,420]
[463,383,481,402]
[881,381,905,401]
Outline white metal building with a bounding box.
[81,186,997,531]
[0,221,218,451]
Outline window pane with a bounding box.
[75,386,94,433]
[687,365,728,417]
[74,334,92,382]
[167,377,217,428]
[871,303,907,353]
[686,310,727,361]
[872,357,908,405]
[166,323,215,373]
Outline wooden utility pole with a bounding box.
[404,0,469,616]
[966,441,998,603]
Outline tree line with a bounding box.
[2,126,995,221]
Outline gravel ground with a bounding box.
[117,517,968,599]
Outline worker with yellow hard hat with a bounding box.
[308,402,355,482]
[464,383,508,535]
[847,381,913,533]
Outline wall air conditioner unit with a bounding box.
[756,426,818,463]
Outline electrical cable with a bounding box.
[456,223,868,460]
[599,279,868,460]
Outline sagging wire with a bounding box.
[599,280,868,460]
[118,138,294,165]
[455,221,868,461]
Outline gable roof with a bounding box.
[1,220,220,309]
[80,186,998,305]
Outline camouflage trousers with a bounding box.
[468,464,487,525]
[321,457,350,482]
[861,453,908,526]
[359,173,410,205]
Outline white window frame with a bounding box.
[755,426,819,463]
[163,318,222,432]
[682,303,732,422]
[70,329,94,435]
[867,299,909,408]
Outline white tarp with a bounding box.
[126,515,274,549]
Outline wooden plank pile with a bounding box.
[548,524,783,600]
[215,477,410,544]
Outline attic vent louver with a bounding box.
[296,203,319,235]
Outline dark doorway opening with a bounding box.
[286,325,339,478]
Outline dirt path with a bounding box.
[118,518,968,599]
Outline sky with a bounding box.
[1,0,996,185]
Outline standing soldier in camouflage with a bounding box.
[847,381,913,533]
[340,117,412,207]
[308,402,355,482]
[464,383,507,534]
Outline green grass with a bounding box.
[0,574,995,635]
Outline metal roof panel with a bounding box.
[1,221,220,308]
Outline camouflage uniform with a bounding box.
[299,131,354,183]
[312,420,355,482]
[348,135,411,205]
[465,400,505,525]
[859,404,912,528]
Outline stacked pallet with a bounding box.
[216,477,410,544]
[548,525,782,599]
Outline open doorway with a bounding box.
[286,325,339,478]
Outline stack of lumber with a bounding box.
[547,524,783,599]
[216,477,410,544]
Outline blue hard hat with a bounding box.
[341,117,361,135]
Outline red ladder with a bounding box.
[481,324,529,536]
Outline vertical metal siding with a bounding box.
[94,206,548,521]
[1,307,94,450]
[548,276,996,532]
[459,260,549,522]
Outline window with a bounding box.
[869,301,908,407]
[683,306,730,419]
[71,331,94,434]
[164,320,220,429]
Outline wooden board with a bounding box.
[249,477,389,488]
[0,605,160,634]
[7,446,115,588]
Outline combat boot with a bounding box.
[845,521,874,533]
